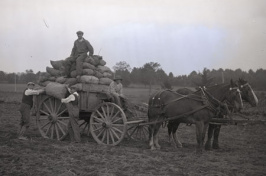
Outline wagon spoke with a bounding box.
[110,110,120,121]
[106,104,110,118]
[41,121,51,129]
[111,124,124,127]
[96,110,104,119]
[112,126,123,134]
[110,128,120,140]
[106,130,110,145]
[55,124,60,140]
[49,98,54,113]
[96,128,105,138]
[101,129,107,142]
[40,109,50,116]
[57,120,67,127]
[101,106,107,119]
[56,122,66,135]
[39,116,50,121]
[92,125,102,132]
[45,123,52,136]
[109,105,115,118]
[109,129,115,143]
[128,126,138,138]
[57,108,67,117]
[56,102,62,114]
[58,117,70,120]
[112,116,123,124]
[43,102,52,114]
[92,116,104,123]
[51,124,54,139]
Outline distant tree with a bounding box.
[113,61,132,87]
[0,71,6,82]
[113,61,131,72]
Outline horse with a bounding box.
[148,87,230,153]
[205,78,258,150]
[167,79,243,150]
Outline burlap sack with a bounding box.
[94,71,104,78]
[70,63,76,72]
[103,72,113,78]
[38,81,51,87]
[83,62,96,70]
[65,78,78,86]
[82,69,94,76]
[71,83,83,91]
[99,77,113,85]
[50,60,64,70]
[38,72,51,82]
[85,56,96,66]
[92,55,102,66]
[70,70,77,78]
[80,75,99,84]
[48,76,57,81]
[56,77,67,84]
[99,59,106,66]
[97,66,112,74]
[46,66,61,77]
[45,82,68,99]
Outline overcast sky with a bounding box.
[0,0,265,76]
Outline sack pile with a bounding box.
[37,55,114,93]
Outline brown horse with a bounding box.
[167,79,243,150]
[148,88,229,153]
[205,78,258,150]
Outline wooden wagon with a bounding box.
[34,83,149,146]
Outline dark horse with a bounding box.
[166,79,243,151]
[205,78,258,150]
[148,87,231,153]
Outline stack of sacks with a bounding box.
[37,55,114,96]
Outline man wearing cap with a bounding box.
[64,31,94,77]
[18,82,42,140]
[109,75,124,107]
[61,86,81,143]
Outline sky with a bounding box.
[0,0,265,76]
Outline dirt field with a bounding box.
[0,87,266,176]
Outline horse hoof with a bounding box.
[212,144,220,149]
[205,144,211,150]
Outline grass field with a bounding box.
[0,84,266,175]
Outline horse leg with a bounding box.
[205,124,215,150]
[172,123,182,148]
[195,121,204,154]
[148,125,156,150]
[154,123,162,149]
[212,125,221,149]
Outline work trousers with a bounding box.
[66,104,81,142]
[64,53,87,77]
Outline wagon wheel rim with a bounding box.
[127,124,149,141]
[36,96,69,140]
[90,102,127,146]
[79,120,90,137]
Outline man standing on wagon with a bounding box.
[64,31,94,77]
[18,82,42,140]
[61,86,81,143]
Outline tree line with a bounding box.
[1,62,266,90]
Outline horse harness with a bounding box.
[148,88,224,126]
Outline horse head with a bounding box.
[223,79,243,112]
[238,78,258,107]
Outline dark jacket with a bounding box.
[71,38,94,57]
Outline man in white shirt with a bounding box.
[18,82,42,140]
[61,86,81,143]
[109,75,124,107]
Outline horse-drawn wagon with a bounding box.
[34,83,149,145]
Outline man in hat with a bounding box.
[109,75,124,107]
[61,86,81,143]
[64,31,94,77]
[18,82,43,140]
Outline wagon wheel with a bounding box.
[36,96,69,140]
[79,119,90,137]
[90,102,127,146]
[127,121,149,141]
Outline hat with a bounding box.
[113,75,123,81]
[27,82,35,86]
[76,31,84,35]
